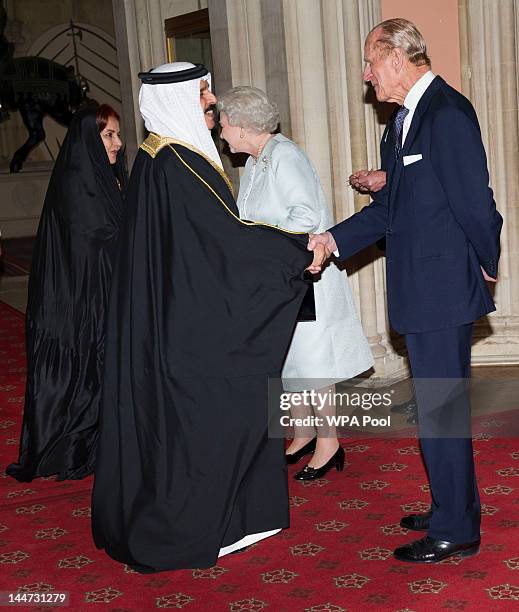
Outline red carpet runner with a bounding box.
[0,300,518,611]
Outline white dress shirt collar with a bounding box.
[404,70,436,111]
[402,70,436,145]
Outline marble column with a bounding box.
[209,0,292,185]
[111,0,168,167]
[459,0,519,364]
[134,0,167,71]
[210,0,290,132]
[225,0,267,90]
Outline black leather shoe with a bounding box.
[394,536,480,563]
[286,437,316,465]
[294,446,345,480]
[400,510,432,531]
[391,399,417,415]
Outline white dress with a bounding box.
[237,134,374,391]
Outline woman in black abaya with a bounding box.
[6,104,126,482]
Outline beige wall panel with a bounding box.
[381,0,461,90]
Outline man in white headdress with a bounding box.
[91,62,324,572]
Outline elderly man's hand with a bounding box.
[306,232,336,274]
[305,243,327,274]
[349,169,387,193]
[481,266,497,282]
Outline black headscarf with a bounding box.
[45,106,126,238]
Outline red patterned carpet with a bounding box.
[0,299,518,611]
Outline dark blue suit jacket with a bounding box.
[330,76,503,334]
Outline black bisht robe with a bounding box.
[6,108,125,482]
[92,135,312,571]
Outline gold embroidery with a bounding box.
[168,145,307,236]
[140,133,234,195]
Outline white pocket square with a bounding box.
[403,153,423,166]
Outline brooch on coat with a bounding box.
[253,154,269,171]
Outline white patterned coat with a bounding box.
[237,134,374,391]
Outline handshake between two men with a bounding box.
[306,168,386,274]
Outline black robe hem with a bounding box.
[96,520,290,573]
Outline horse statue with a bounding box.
[0,8,94,172]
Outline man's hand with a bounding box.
[306,232,337,274]
[481,266,497,282]
[306,242,327,274]
[349,169,386,193]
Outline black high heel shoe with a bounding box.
[285,437,317,465]
[293,446,345,480]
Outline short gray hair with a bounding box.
[371,18,431,67]
[217,86,280,133]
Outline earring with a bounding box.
[240,129,245,139]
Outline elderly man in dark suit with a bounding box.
[310,18,502,563]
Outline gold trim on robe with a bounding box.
[140,132,234,196]
[168,145,307,236]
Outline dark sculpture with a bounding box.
[0,9,93,172]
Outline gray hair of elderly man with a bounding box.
[217,86,280,134]
[371,17,431,67]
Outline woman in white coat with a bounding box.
[217,87,373,480]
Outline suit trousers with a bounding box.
[405,324,481,543]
